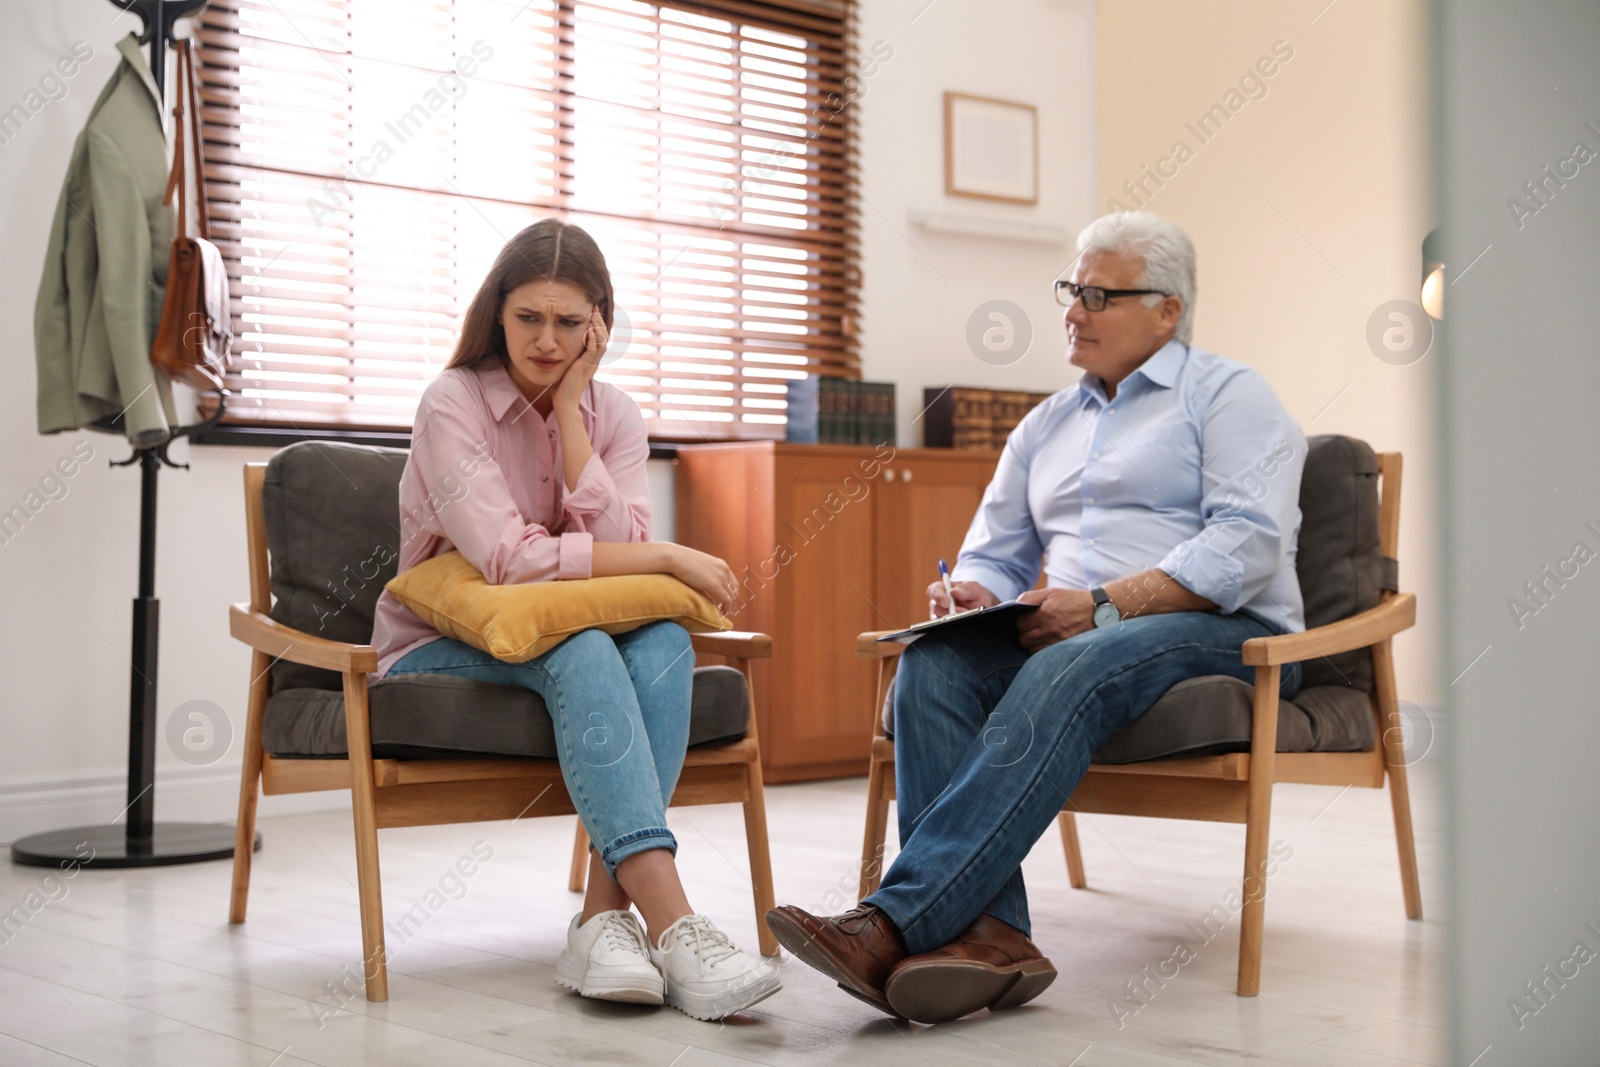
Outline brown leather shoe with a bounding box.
[765,903,908,1015]
[884,913,1057,1024]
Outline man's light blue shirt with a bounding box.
[953,340,1308,633]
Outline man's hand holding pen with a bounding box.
[926,577,1000,619]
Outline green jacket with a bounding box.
[35,33,179,448]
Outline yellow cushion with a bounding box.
[384,550,731,663]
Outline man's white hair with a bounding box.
[1075,211,1197,344]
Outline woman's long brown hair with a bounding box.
[445,217,615,371]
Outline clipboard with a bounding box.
[875,599,1039,644]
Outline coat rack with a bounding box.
[12,0,259,869]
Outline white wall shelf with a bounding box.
[905,209,1069,244]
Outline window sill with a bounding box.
[188,424,679,459]
[188,424,414,448]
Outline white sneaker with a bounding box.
[650,914,781,1020]
[555,910,664,1004]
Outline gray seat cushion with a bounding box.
[257,440,751,758]
[881,675,1374,761]
[881,434,1387,762]
[1090,677,1374,763]
[263,664,750,760]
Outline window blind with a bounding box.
[194,0,859,440]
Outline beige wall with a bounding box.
[1096,0,1439,703]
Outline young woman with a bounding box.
[369,218,779,1021]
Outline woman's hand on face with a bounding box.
[552,307,607,413]
[665,543,741,615]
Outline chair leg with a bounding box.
[229,649,271,924]
[568,820,590,894]
[1374,640,1423,920]
[1237,665,1281,997]
[342,672,388,1002]
[1057,811,1087,889]
[1385,760,1424,920]
[1236,797,1273,996]
[1385,758,1424,920]
[741,759,779,956]
[858,749,892,899]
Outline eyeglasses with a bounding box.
[1054,280,1168,311]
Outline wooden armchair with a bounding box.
[227,444,778,1003]
[854,439,1421,996]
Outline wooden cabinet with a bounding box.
[675,443,1000,782]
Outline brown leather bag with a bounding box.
[150,37,232,393]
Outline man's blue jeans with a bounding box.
[864,610,1301,955]
[387,621,694,879]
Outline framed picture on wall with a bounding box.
[943,92,1039,205]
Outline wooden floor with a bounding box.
[0,764,1445,1066]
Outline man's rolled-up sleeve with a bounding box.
[952,421,1046,603]
[1155,370,1306,613]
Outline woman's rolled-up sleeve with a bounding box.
[560,389,652,544]
[409,389,590,584]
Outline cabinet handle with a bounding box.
[901,468,913,482]
[883,468,896,482]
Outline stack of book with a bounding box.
[785,377,897,446]
[922,386,1055,450]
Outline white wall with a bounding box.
[0,2,243,836]
[0,0,1098,839]
[854,0,1097,438]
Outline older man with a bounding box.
[767,212,1307,1024]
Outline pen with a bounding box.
[939,558,956,613]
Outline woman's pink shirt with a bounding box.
[368,358,651,682]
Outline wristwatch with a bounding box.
[1091,587,1122,628]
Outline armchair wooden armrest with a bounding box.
[691,631,773,659]
[857,631,909,657]
[1240,593,1416,666]
[854,594,1417,669]
[229,603,378,673]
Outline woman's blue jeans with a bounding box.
[864,610,1301,955]
[387,621,695,880]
